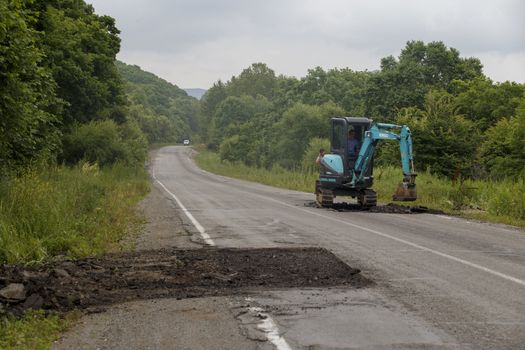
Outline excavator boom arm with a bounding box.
[352,123,416,186]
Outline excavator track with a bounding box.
[358,189,377,207]
[316,189,334,207]
[315,181,334,207]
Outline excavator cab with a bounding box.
[316,117,376,206]
[329,117,373,185]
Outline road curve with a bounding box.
[153,146,525,349]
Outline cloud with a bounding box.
[90,0,525,87]
[474,51,525,83]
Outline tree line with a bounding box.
[199,42,525,180]
[1,0,199,175]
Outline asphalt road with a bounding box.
[153,146,525,349]
[56,145,525,350]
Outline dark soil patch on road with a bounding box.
[305,201,445,214]
[0,247,370,316]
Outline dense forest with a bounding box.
[0,0,199,176]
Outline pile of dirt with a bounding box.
[369,203,444,214]
[0,247,369,316]
[305,201,445,214]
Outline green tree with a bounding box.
[128,105,176,143]
[30,1,124,126]
[398,91,479,177]
[200,80,228,138]
[273,102,344,168]
[291,67,370,116]
[366,41,483,120]
[227,63,277,99]
[479,97,525,179]
[0,0,62,173]
[170,97,201,135]
[209,95,271,149]
[453,77,525,130]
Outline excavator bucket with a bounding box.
[392,174,417,201]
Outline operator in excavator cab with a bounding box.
[347,128,360,169]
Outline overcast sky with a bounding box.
[89,0,525,88]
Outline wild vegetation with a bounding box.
[1,0,200,266]
[0,163,149,264]
[1,2,199,347]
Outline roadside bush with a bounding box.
[219,135,245,163]
[119,119,148,165]
[62,120,147,166]
[479,99,525,179]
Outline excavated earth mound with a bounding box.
[305,201,445,214]
[0,247,370,316]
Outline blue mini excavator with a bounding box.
[315,117,417,207]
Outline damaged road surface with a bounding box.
[1,248,368,315]
[46,146,525,349]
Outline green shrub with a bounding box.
[479,108,525,179]
[219,135,244,163]
[119,119,149,165]
[62,120,147,166]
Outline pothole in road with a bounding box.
[0,247,371,316]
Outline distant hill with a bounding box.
[116,61,191,115]
[116,61,199,143]
[184,88,207,100]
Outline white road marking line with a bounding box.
[152,169,215,246]
[244,192,525,288]
[435,215,453,220]
[440,321,525,325]
[249,306,293,350]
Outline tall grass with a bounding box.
[0,162,149,264]
[0,311,76,350]
[196,152,318,193]
[195,151,525,228]
[373,166,525,226]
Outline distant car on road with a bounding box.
[183,139,190,145]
